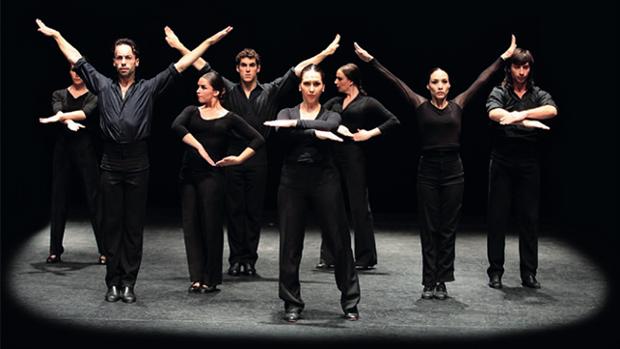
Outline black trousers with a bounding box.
[487,154,540,279]
[278,164,360,313]
[225,164,267,266]
[49,134,102,256]
[181,171,225,286]
[101,167,149,288]
[416,151,464,286]
[320,142,377,267]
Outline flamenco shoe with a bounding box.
[46,254,61,264]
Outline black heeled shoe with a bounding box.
[46,254,61,264]
[98,255,107,265]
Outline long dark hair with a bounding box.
[338,63,366,95]
[200,71,227,101]
[502,48,535,89]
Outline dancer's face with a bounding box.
[236,57,260,84]
[334,69,353,93]
[510,62,531,85]
[196,77,219,104]
[426,69,451,100]
[113,44,139,79]
[300,70,325,103]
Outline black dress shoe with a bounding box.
[344,306,359,321]
[283,309,301,322]
[355,265,376,271]
[241,262,256,276]
[421,284,435,299]
[46,254,62,264]
[105,285,121,302]
[200,284,220,293]
[434,282,448,300]
[120,286,136,303]
[228,262,241,276]
[522,274,541,289]
[489,274,503,289]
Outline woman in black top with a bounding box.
[264,64,360,323]
[316,63,400,270]
[171,71,264,293]
[39,64,103,265]
[353,36,517,300]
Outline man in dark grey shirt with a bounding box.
[485,47,557,290]
[164,27,340,277]
[36,18,233,303]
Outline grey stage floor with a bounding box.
[5,219,609,343]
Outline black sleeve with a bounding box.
[267,67,298,102]
[73,58,110,94]
[323,96,339,111]
[454,57,503,109]
[534,87,558,111]
[149,64,181,97]
[230,113,265,150]
[276,108,315,139]
[171,106,195,139]
[296,111,340,131]
[370,58,426,109]
[366,96,400,133]
[81,92,98,118]
[486,86,507,113]
[51,90,65,113]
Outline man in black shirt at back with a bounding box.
[36,18,233,303]
[485,47,557,290]
[164,27,340,277]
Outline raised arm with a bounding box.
[173,26,233,73]
[36,19,82,64]
[454,34,516,108]
[293,34,341,77]
[164,26,207,71]
[354,42,426,109]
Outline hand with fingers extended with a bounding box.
[353,42,374,62]
[264,119,297,128]
[35,18,59,38]
[501,34,517,60]
[65,120,86,132]
[500,110,527,125]
[215,155,242,167]
[314,130,343,142]
[522,119,550,130]
[337,125,354,137]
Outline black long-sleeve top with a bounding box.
[171,106,265,175]
[276,105,341,165]
[51,88,98,138]
[323,94,400,142]
[74,58,179,143]
[199,63,298,165]
[370,57,503,151]
[486,85,557,158]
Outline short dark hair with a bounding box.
[235,48,260,66]
[113,38,140,58]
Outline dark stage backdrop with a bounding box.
[1,1,617,348]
